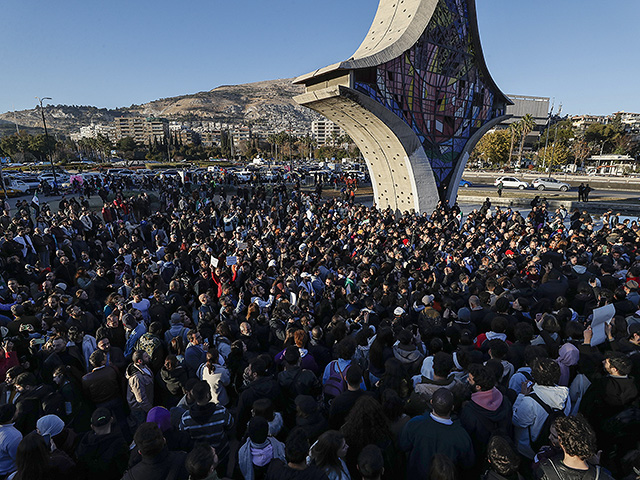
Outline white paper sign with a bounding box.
[210,257,219,268]
[590,304,615,346]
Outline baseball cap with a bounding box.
[91,407,113,427]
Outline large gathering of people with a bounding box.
[0,171,638,480]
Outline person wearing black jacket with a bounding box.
[122,422,188,480]
[75,408,129,480]
[277,346,321,422]
[237,357,282,438]
[13,372,53,435]
[460,364,513,471]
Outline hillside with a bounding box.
[0,78,322,137]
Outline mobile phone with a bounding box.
[33,338,46,345]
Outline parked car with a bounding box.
[494,176,529,190]
[459,179,472,188]
[531,177,570,192]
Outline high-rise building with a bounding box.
[114,117,168,144]
[311,120,345,145]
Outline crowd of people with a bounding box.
[0,171,638,480]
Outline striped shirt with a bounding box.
[179,402,233,460]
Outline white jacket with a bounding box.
[512,384,571,459]
[198,363,230,406]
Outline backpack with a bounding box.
[529,392,565,453]
[323,361,350,398]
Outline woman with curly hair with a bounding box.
[536,415,614,480]
[340,395,396,479]
[309,430,351,480]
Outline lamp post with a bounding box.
[36,97,58,194]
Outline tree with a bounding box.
[516,114,536,167]
[571,135,592,169]
[471,130,510,166]
[538,143,570,170]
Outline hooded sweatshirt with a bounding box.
[556,343,579,386]
[75,429,129,480]
[512,384,571,459]
[460,387,512,459]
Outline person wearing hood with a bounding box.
[460,364,513,469]
[238,416,286,480]
[75,407,129,480]
[555,343,580,387]
[179,380,233,477]
[392,329,425,376]
[512,358,571,459]
[35,414,77,474]
[126,350,154,429]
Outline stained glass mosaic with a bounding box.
[354,0,505,200]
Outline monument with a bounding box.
[294,0,511,213]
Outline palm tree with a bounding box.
[516,114,536,167]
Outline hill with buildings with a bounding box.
[0,78,322,136]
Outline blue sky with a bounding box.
[1,0,638,117]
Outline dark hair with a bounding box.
[346,364,363,387]
[336,337,356,360]
[431,388,454,417]
[185,443,217,480]
[381,389,405,422]
[524,345,547,367]
[606,351,632,376]
[369,328,393,370]
[310,430,347,477]
[429,453,457,480]
[433,352,454,378]
[132,350,146,364]
[252,398,275,422]
[468,363,496,391]
[192,380,212,404]
[487,339,508,359]
[490,316,508,333]
[341,396,391,457]
[285,428,310,464]
[14,372,36,388]
[149,321,163,337]
[514,322,534,343]
[89,349,105,369]
[532,357,561,386]
[486,435,520,476]
[247,416,269,444]
[14,432,49,480]
[204,348,219,375]
[357,444,384,479]
[134,422,165,457]
[555,415,597,460]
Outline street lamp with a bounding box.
[36,96,58,194]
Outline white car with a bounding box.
[495,176,529,190]
[531,177,570,192]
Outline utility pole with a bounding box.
[36,97,57,194]
[549,104,562,179]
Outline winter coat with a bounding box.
[198,363,231,406]
[238,437,286,480]
[125,363,154,412]
[460,388,513,460]
[121,447,188,480]
[237,376,282,437]
[512,385,571,459]
[393,343,425,376]
[75,430,129,480]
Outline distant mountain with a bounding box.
[0,78,322,137]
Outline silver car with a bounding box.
[532,177,570,192]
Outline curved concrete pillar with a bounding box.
[295,0,511,214]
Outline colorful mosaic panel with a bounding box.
[354,0,504,199]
